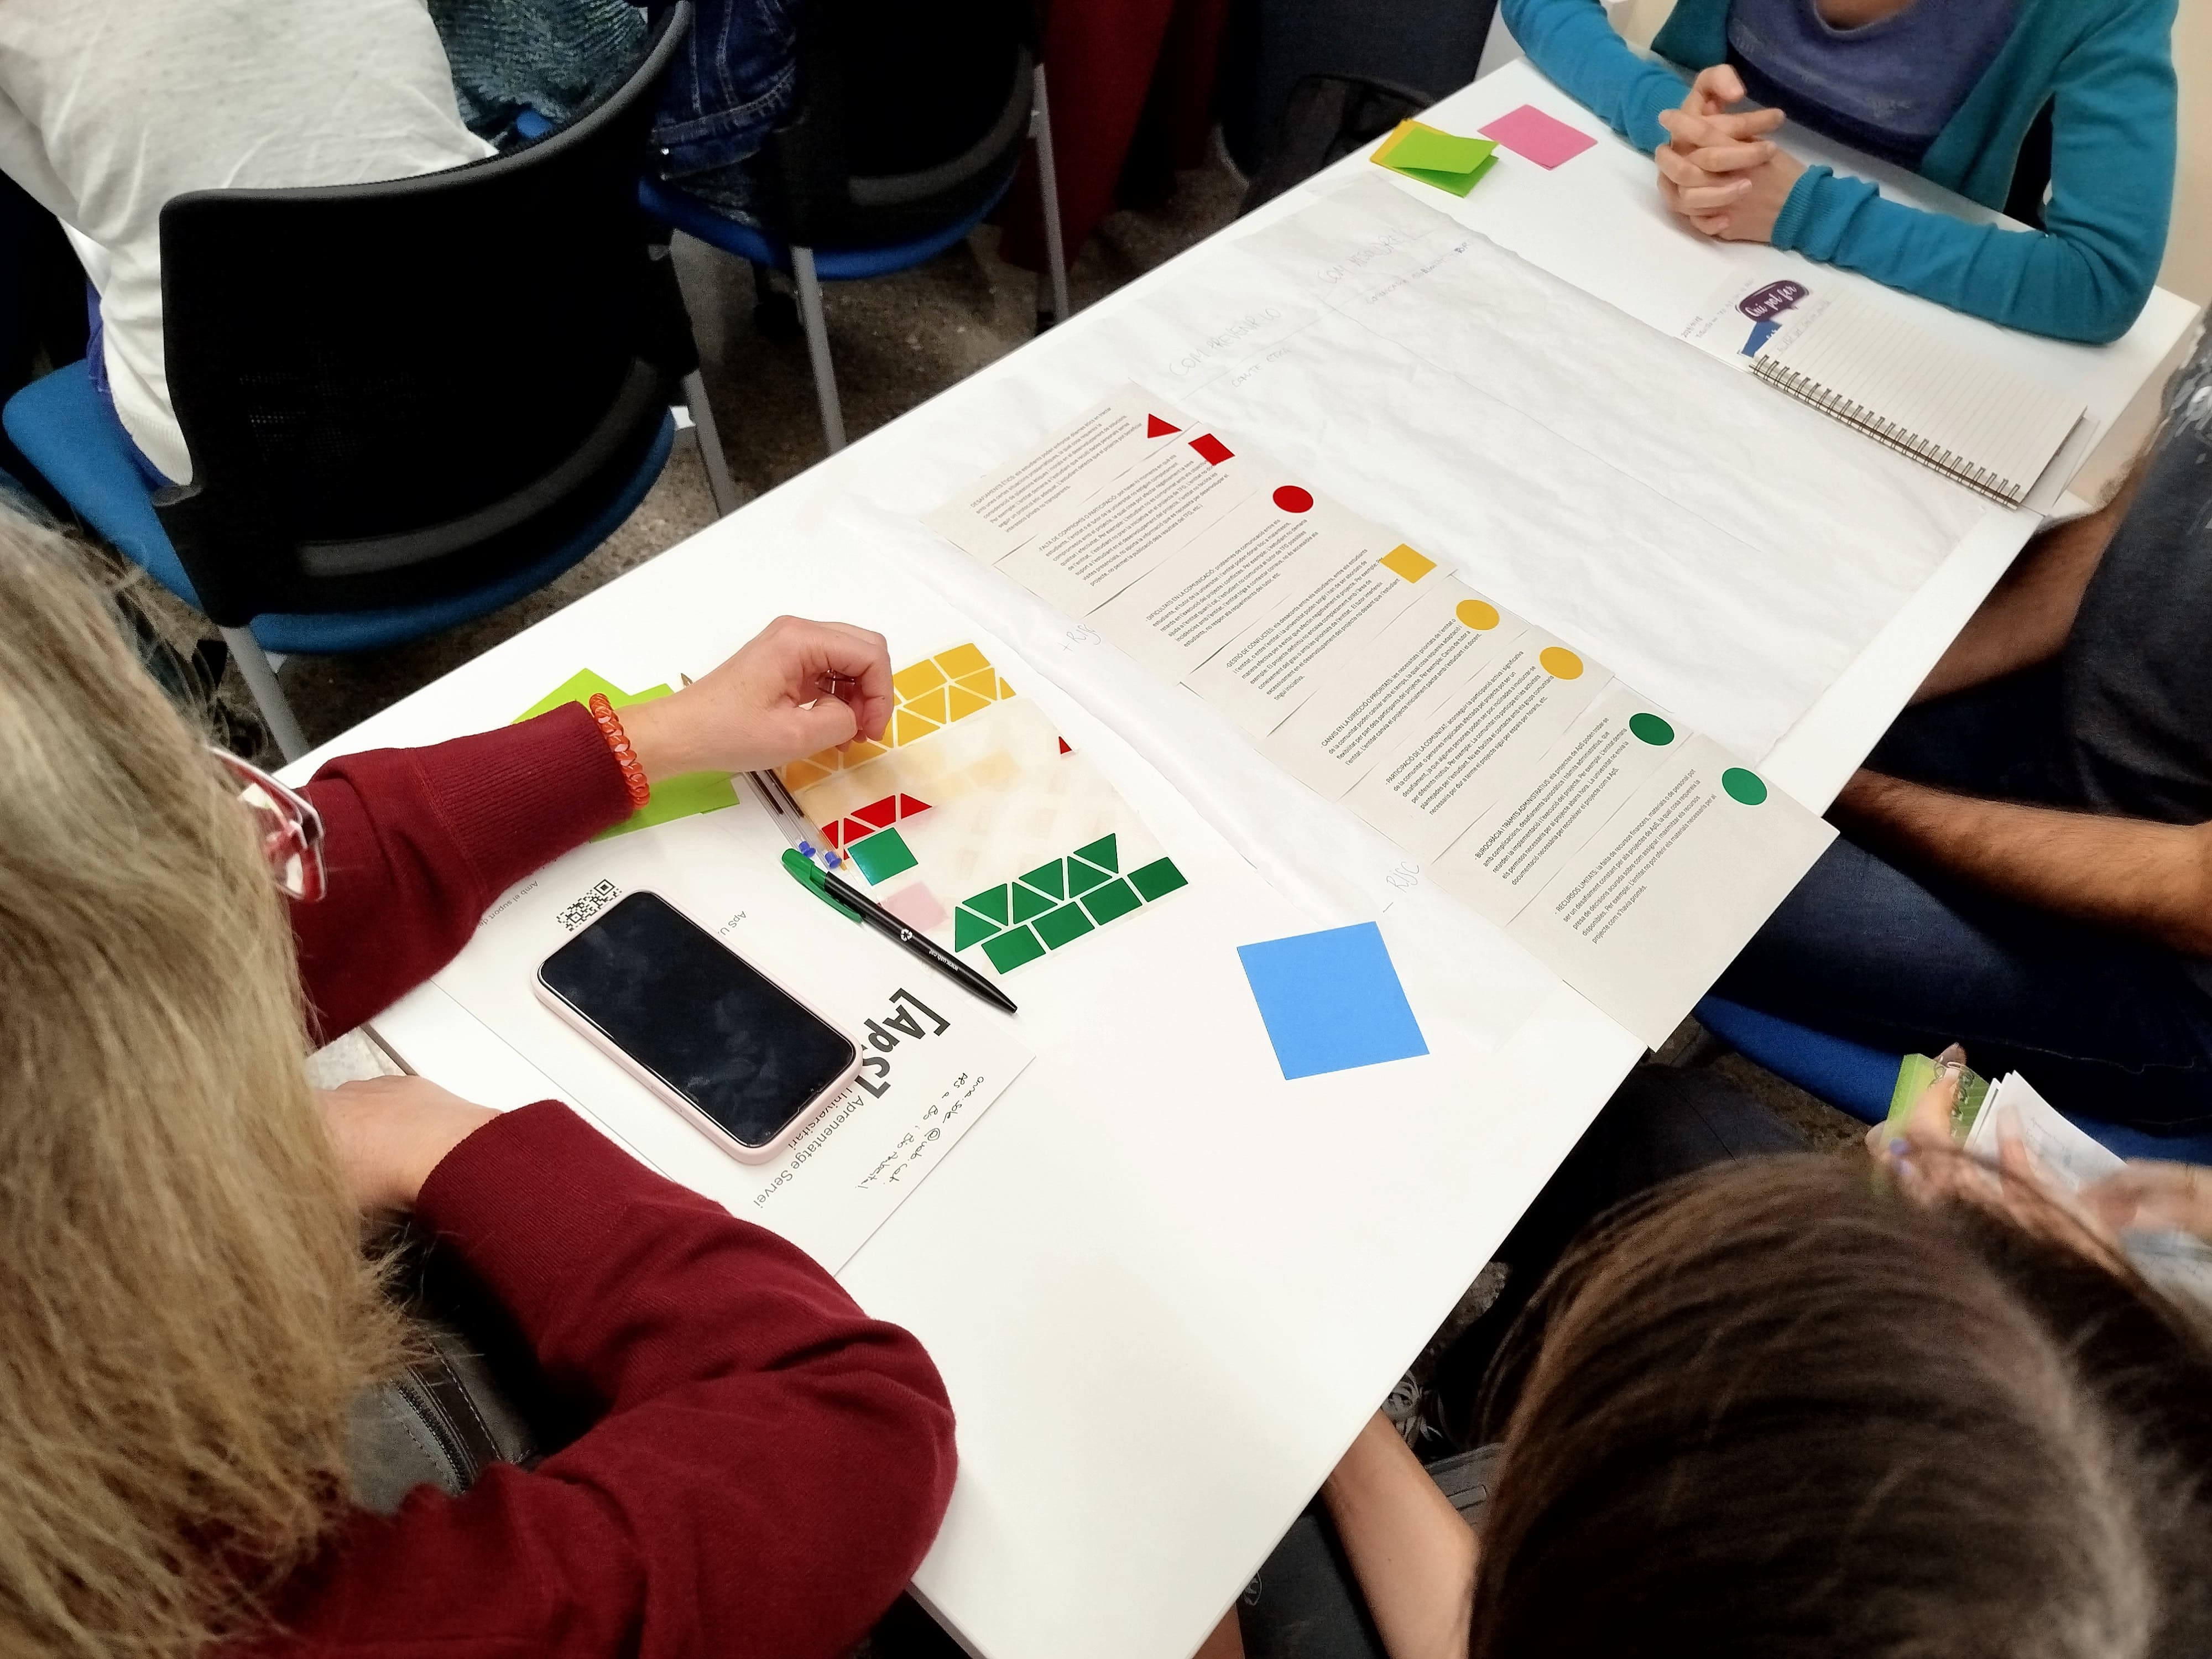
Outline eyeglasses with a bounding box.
[208,747,326,902]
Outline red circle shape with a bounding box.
[1272,485,1314,514]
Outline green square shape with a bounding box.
[1081,877,1142,926]
[1065,857,1112,898]
[1072,833,1119,873]
[964,884,1011,925]
[847,826,918,884]
[1128,857,1188,902]
[953,906,1002,951]
[982,925,1047,974]
[1010,881,1057,924]
[1034,902,1095,950]
[1019,859,1066,900]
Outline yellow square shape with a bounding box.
[933,643,991,679]
[892,658,948,701]
[1378,544,1437,583]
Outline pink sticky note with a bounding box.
[883,883,950,933]
[1479,104,1598,169]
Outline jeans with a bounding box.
[1713,667,2212,1134]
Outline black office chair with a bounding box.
[3,3,716,760]
[639,0,1070,453]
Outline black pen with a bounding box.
[781,848,1019,1014]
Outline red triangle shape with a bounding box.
[821,819,849,848]
[895,794,933,817]
[853,795,900,829]
[1146,414,1180,438]
[1058,737,1072,754]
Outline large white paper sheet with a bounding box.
[1185,178,1991,758]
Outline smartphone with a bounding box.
[536,890,862,1162]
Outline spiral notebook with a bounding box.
[1751,294,2084,507]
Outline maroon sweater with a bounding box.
[241,705,957,1658]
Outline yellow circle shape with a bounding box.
[1538,646,1584,680]
[1455,598,1500,630]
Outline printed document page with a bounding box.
[1500,736,1835,1048]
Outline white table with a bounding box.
[294,56,2199,1659]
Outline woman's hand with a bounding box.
[1653,65,1798,242]
[320,1076,500,1214]
[621,615,894,779]
[2081,1161,2212,1243]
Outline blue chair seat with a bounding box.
[3,362,671,655]
[1693,996,2212,1163]
[637,169,1016,280]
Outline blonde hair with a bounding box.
[0,520,403,1658]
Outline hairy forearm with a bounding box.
[1837,771,2212,956]
[1322,1413,1476,1659]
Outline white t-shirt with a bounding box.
[0,0,494,483]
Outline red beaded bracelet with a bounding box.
[588,692,653,808]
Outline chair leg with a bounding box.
[682,369,740,517]
[1030,65,1072,330]
[791,247,847,453]
[221,625,310,763]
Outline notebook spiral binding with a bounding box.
[1750,357,2027,508]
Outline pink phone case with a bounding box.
[534,909,863,1166]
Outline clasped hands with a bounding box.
[1653,65,1805,244]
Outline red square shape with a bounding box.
[1188,432,1233,466]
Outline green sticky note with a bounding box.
[1072,833,1119,873]
[953,906,1002,951]
[983,925,1048,974]
[1034,901,1095,950]
[514,668,738,839]
[1390,124,1490,173]
[1128,857,1189,902]
[1065,857,1112,898]
[1010,881,1057,924]
[848,826,918,884]
[1081,877,1143,927]
[1373,121,1499,199]
[1884,1053,1990,1143]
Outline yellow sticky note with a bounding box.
[1379,544,1438,583]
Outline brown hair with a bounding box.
[0,521,404,1659]
[1469,1155,2212,1659]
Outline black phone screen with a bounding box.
[538,891,858,1149]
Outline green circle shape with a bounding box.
[1721,767,1768,806]
[1627,712,1674,747]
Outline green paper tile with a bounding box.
[1065,857,1112,898]
[953,906,1001,951]
[1019,859,1066,900]
[847,826,918,883]
[1034,902,1095,950]
[1129,857,1188,902]
[982,925,1047,974]
[1081,877,1142,926]
[1071,833,1119,873]
[965,884,1011,925]
[1010,881,1057,924]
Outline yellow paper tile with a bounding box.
[843,739,888,764]
[933,642,991,679]
[1378,544,1437,583]
[944,684,993,722]
[906,685,951,725]
[891,706,941,745]
[997,676,1016,698]
[782,759,832,790]
[892,658,947,700]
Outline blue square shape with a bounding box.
[1236,921,1429,1081]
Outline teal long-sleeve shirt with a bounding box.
[1497,0,2176,343]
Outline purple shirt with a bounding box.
[1726,0,2019,168]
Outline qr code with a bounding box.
[556,880,620,932]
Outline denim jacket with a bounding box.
[434,0,795,181]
